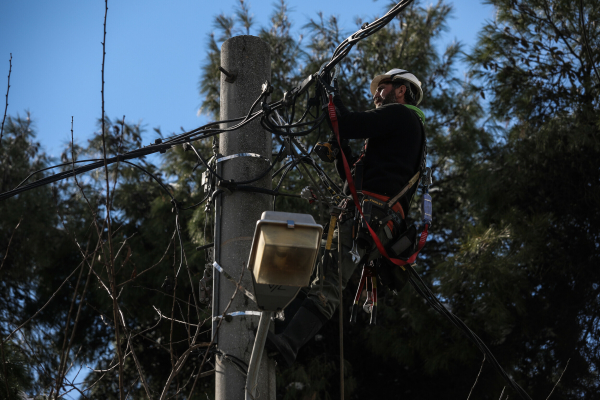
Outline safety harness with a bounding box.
[325,93,432,325]
[328,94,431,270]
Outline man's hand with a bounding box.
[313,141,339,163]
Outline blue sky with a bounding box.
[0,0,494,159]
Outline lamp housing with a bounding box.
[248,211,322,287]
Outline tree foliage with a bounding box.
[1,0,599,398]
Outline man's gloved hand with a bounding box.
[313,140,339,163]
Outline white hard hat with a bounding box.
[370,68,423,105]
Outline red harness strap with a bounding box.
[328,95,429,270]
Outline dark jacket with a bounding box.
[330,97,423,209]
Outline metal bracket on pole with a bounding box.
[219,66,237,83]
[245,311,273,400]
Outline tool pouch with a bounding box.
[385,224,418,260]
[355,195,387,249]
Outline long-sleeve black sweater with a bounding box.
[331,97,423,205]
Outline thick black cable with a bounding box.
[169,106,268,144]
[163,94,279,145]
[180,194,211,211]
[15,158,106,189]
[271,159,295,179]
[260,111,327,137]
[120,161,175,201]
[0,109,268,201]
[1,0,413,201]
[261,101,327,135]
[271,154,342,202]
[274,161,297,193]
[318,0,415,79]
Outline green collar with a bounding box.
[403,105,425,123]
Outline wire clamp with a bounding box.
[217,179,236,195]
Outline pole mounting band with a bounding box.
[213,311,261,321]
[216,153,271,165]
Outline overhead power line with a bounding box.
[0,0,415,202]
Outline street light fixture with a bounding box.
[249,211,322,288]
[245,211,323,400]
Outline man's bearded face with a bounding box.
[382,87,398,105]
[373,82,398,108]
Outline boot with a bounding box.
[265,299,328,367]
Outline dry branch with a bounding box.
[546,359,570,400]
[0,53,12,146]
[0,217,22,274]
[467,355,486,400]
[185,268,247,399]
[3,262,85,343]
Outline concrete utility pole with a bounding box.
[214,36,275,400]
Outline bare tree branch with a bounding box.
[98,2,124,397]
[467,355,485,400]
[55,232,102,397]
[2,262,85,343]
[117,228,177,287]
[185,268,246,399]
[546,359,570,400]
[0,216,22,274]
[54,234,91,395]
[0,53,11,146]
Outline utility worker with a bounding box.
[267,69,426,367]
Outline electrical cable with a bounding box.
[320,0,415,77]
[1,0,416,201]
[197,347,248,377]
[180,194,211,211]
[120,160,175,202]
[15,158,105,189]
[271,159,295,180]
[405,265,532,400]
[0,108,268,201]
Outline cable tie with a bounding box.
[213,261,223,273]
